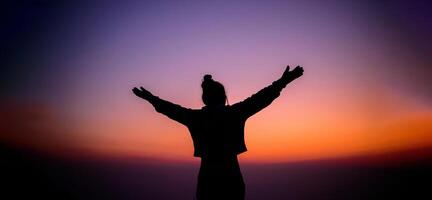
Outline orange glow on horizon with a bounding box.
[2,77,432,163]
[4,85,428,163]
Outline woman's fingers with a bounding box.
[132,87,142,97]
[132,87,146,95]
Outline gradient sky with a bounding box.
[1,0,432,162]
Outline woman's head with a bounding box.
[201,74,227,106]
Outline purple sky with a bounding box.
[1,0,432,162]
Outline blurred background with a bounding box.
[1,0,431,199]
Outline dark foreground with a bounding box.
[1,145,431,200]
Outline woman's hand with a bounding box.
[132,87,153,99]
[282,65,304,80]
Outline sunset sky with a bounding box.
[2,0,432,163]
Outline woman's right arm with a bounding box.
[231,66,304,119]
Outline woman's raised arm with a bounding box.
[132,87,194,125]
[231,66,304,119]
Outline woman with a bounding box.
[132,65,304,200]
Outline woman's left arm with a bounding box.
[132,87,193,125]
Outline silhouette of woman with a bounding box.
[132,65,304,200]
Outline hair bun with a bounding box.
[203,74,213,81]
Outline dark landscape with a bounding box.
[2,144,431,200]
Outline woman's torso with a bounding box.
[187,105,248,158]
